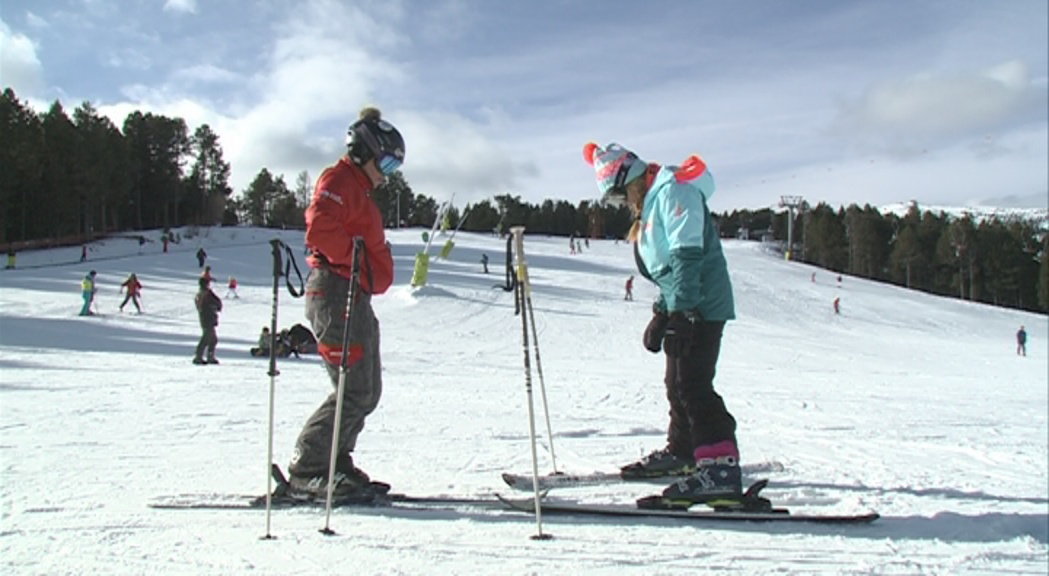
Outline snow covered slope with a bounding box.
[1,227,1045,574]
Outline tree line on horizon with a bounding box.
[2,89,1046,312]
[723,203,1047,313]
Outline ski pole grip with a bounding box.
[510,226,528,285]
[269,239,283,279]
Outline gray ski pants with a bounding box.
[288,267,382,477]
[195,326,218,361]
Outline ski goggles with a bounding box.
[599,152,640,207]
[377,154,403,175]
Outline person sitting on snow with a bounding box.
[251,327,272,357]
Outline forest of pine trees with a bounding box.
[2,88,1046,313]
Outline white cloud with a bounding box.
[163,0,197,14]
[398,110,532,204]
[170,64,241,86]
[104,49,152,71]
[833,61,1048,156]
[15,0,1047,210]
[82,0,398,194]
[25,12,48,29]
[212,1,407,190]
[0,19,44,96]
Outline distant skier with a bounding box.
[624,275,634,301]
[1016,325,1027,357]
[80,245,88,262]
[584,141,740,507]
[119,273,143,313]
[201,265,213,284]
[193,276,222,365]
[196,247,208,268]
[480,253,489,274]
[79,270,97,316]
[6,248,15,269]
[162,236,169,253]
[225,276,239,299]
[833,297,840,315]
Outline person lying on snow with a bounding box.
[250,324,318,358]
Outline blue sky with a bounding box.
[1,0,1046,211]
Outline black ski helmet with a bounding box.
[346,107,405,174]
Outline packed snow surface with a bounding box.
[1,227,1046,574]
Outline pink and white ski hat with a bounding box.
[583,142,648,206]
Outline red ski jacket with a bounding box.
[121,278,142,295]
[304,157,393,294]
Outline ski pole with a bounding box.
[519,247,558,475]
[261,239,284,539]
[505,228,558,472]
[320,236,364,536]
[510,226,552,540]
[262,238,304,540]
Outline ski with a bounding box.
[149,464,528,512]
[499,481,878,525]
[150,467,877,526]
[497,496,879,525]
[149,491,521,511]
[502,460,785,491]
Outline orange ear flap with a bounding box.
[676,154,707,182]
[582,142,599,166]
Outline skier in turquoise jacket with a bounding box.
[584,141,740,507]
[79,270,97,316]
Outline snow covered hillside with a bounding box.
[1,227,1046,575]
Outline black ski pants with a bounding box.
[120,293,141,312]
[664,320,736,460]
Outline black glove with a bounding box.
[642,312,669,353]
[662,313,695,357]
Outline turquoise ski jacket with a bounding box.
[635,161,735,321]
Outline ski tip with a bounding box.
[494,492,532,512]
[270,463,288,485]
[500,472,518,487]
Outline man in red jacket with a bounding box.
[287,107,404,500]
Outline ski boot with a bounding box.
[285,455,390,505]
[620,448,696,479]
[637,441,745,510]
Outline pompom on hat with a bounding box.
[583,142,648,206]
